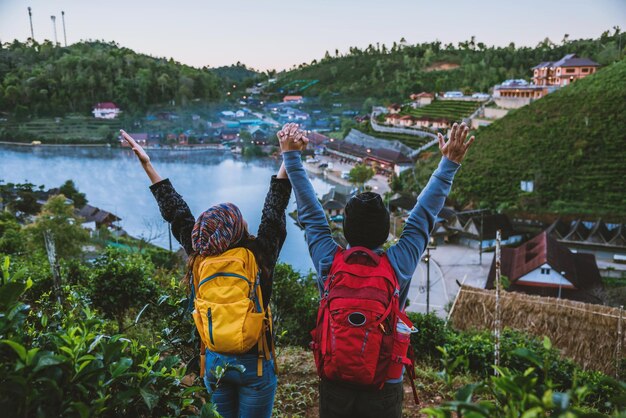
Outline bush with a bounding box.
[0,257,209,417]
[89,248,159,332]
[270,263,319,347]
[407,312,452,361]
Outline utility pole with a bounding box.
[61,11,68,47]
[43,230,63,304]
[494,229,502,376]
[425,247,430,314]
[479,211,484,265]
[50,15,58,46]
[27,7,35,40]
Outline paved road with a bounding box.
[406,244,492,318]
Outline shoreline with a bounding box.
[0,141,231,152]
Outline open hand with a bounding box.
[120,130,150,165]
[437,122,475,164]
[277,123,308,153]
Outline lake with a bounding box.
[0,145,335,272]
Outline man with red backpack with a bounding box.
[278,122,475,418]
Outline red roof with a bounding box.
[283,95,303,101]
[416,92,434,98]
[386,114,401,119]
[94,102,118,109]
[307,132,329,146]
[486,231,601,290]
[399,115,414,121]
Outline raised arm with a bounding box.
[120,130,162,184]
[121,130,195,255]
[278,124,338,279]
[255,161,293,266]
[387,123,474,297]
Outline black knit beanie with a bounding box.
[343,192,390,249]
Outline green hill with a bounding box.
[272,31,624,103]
[450,59,626,218]
[0,40,223,117]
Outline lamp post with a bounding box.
[424,237,437,314]
[559,271,565,299]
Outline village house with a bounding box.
[398,115,414,127]
[92,102,120,119]
[387,104,402,114]
[120,133,148,147]
[485,232,603,303]
[494,54,599,108]
[532,54,600,87]
[410,92,434,108]
[77,204,121,231]
[546,219,626,262]
[321,187,352,217]
[440,210,523,250]
[384,113,402,124]
[283,95,304,104]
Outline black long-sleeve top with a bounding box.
[149,176,292,307]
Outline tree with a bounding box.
[89,248,158,332]
[26,195,89,260]
[349,164,375,191]
[58,180,87,208]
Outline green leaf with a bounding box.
[543,336,552,351]
[455,383,479,403]
[1,339,27,362]
[0,282,27,308]
[140,387,159,411]
[33,354,67,372]
[200,402,223,418]
[70,402,91,418]
[109,357,133,379]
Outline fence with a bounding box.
[448,285,625,376]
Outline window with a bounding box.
[541,268,551,275]
[566,68,575,74]
[582,68,589,73]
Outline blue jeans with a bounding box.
[203,351,277,418]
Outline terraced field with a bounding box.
[1,116,121,142]
[404,100,480,121]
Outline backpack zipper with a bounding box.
[199,272,251,287]
[360,329,370,354]
[207,308,215,345]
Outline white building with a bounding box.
[92,102,120,119]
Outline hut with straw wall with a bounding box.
[449,285,625,376]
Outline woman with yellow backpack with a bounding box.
[121,129,300,418]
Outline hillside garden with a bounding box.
[0,181,624,417]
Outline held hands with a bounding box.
[437,122,475,164]
[120,129,151,165]
[277,123,308,153]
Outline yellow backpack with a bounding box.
[191,247,276,377]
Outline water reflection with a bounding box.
[1,145,334,273]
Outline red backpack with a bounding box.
[310,247,419,403]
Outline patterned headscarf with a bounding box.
[192,203,246,256]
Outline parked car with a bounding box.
[330,214,344,222]
[307,157,320,164]
[444,91,463,98]
[472,93,490,99]
[341,171,351,179]
[318,163,329,169]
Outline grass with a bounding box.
[273,346,477,418]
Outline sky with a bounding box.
[1,0,624,71]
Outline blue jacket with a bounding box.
[282,151,460,308]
